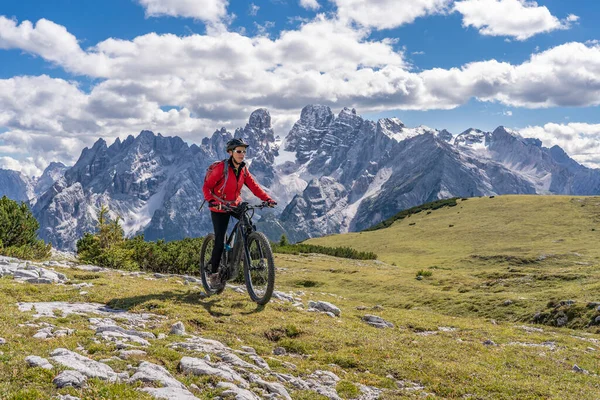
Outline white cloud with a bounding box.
[454,0,578,40]
[3,15,600,174]
[249,3,260,16]
[519,122,600,168]
[254,21,275,36]
[0,17,110,76]
[300,0,321,11]
[137,0,229,24]
[332,0,452,30]
[419,42,600,109]
[0,156,36,176]
[503,110,512,116]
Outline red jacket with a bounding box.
[203,159,271,213]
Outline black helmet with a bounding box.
[226,138,249,152]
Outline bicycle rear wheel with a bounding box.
[200,233,225,295]
[243,231,275,305]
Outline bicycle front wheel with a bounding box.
[200,233,224,295]
[243,231,275,305]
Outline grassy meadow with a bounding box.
[1,195,599,399]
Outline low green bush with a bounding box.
[416,269,433,278]
[272,243,377,260]
[77,205,202,272]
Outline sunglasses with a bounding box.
[234,150,247,154]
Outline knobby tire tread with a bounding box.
[244,231,275,305]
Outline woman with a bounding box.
[202,138,276,286]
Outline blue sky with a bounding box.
[1,0,600,175]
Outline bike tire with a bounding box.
[243,231,275,305]
[200,233,225,295]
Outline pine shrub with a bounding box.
[0,196,51,260]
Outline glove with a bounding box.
[266,199,277,207]
[208,200,221,209]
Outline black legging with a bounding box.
[210,211,232,273]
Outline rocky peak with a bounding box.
[65,138,110,186]
[299,105,335,128]
[202,128,233,159]
[549,145,582,172]
[490,126,522,143]
[248,108,271,131]
[454,128,488,147]
[523,138,542,147]
[377,118,405,138]
[235,109,277,148]
[0,169,30,202]
[437,129,453,143]
[34,162,68,199]
[336,107,362,129]
[234,109,279,186]
[285,105,335,159]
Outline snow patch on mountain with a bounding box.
[344,167,393,232]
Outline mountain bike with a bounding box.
[199,202,275,305]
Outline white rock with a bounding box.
[170,336,230,354]
[95,324,156,339]
[362,315,394,329]
[179,356,248,387]
[170,321,186,335]
[307,301,341,316]
[25,355,54,370]
[254,378,292,400]
[50,348,118,381]
[53,370,87,388]
[54,395,81,400]
[218,352,261,371]
[250,355,270,370]
[119,349,147,359]
[13,269,40,279]
[18,302,160,325]
[129,361,187,389]
[240,346,256,354]
[140,387,199,399]
[216,382,261,400]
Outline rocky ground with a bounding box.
[0,255,407,400]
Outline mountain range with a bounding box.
[1,105,599,249]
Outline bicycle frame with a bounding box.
[220,203,260,281]
[200,200,275,304]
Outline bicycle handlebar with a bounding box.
[219,201,274,213]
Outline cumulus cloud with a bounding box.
[137,0,229,24]
[454,0,578,40]
[2,15,600,174]
[0,156,43,176]
[0,17,109,76]
[520,122,600,168]
[300,0,320,11]
[332,0,452,30]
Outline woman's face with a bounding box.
[229,146,247,164]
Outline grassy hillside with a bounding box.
[309,195,600,267]
[1,195,599,399]
[303,195,600,325]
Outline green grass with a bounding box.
[305,195,600,329]
[1,195,600,398]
